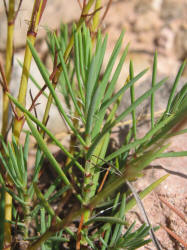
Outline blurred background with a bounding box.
[0,0,186,76]
[1,0,186,133]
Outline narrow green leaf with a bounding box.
[9,140,22,181]
[40,208,46,233]
[151,51,157,128]
[115,77,167,125]
[91,43,129,138]
[130,60,136,140]
[88,77,167,158]
[170,82,187,114]
[4,186,28,205]
[26,116,70,186]
[110,194,126,245]
[0,172,4,185]
[28,148,43,198]
[74,29,85,102]
[48,186,70,202]
[53,33,85,123]
[17,59,49,99]
[168,128,187,137]
[7,93,84,173]
[125,174,169,213]
[78,29,85,82]
[60,23,68,48]
[84,216,127,226]
[23,132,30,185]
[46,236,68,242]
[12,138,25,186]
[103,43,130,103]
[94,30,125,111]
[46,29,56,57]
[85,132,110,202]
[19,147,27,187]
[166,60,186,114]
[87,40,129,137]
[100,236,108,248]
[158,151,187,158]
[143,97,187,149]
[112,193,121,214]
[41,208,47,250]
[26,39,86,147]
[82,23,92,72]
[34,183,61,223]
[123,221,136,238]
[85,35,108,115]
[98,68,149,116]
[101,229,110,250]
[105,119,171,165]
[0,150,23,189]
[85,84,101,135]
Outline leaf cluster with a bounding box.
[0,20,187,249]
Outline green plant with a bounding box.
[0,1,187,249]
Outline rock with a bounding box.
[136,31,155,46]
[134,0,163,13]
[132,11,162,32]
[156,56,180,76]
[151,0,163,11]
[155,26,175,55]
[160,0,186,21]
[175,24,187,60]
[134,0,153,14]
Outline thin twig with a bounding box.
[83,0,87,10]
[76,214,84,250]
[29,90,40,131]
[91,154,123,176]
[160,224,187,248]
[28,85,47,112]
[13,0,24,22]
[97,167,111,193]
[81,7,103,18]
[77,0,82,9]
[126,180,161,250]
[86,7,103,28]
[159,196,187,224]
[99,0,113,27]
[0,59,8,91]
[0,59,20,120]
[3,0,8,17]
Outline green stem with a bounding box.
[13,0,47,142]
[151,51,157,128]
[3,2,16,249]
[92,0,102,33]
[2,0,15,138]
[130,60,136,140]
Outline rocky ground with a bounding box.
[0,0,187,249]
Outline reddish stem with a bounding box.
[97,166,111,193]
[159,196,187,224]
[161,224,187,248]
[76,214,84,250]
